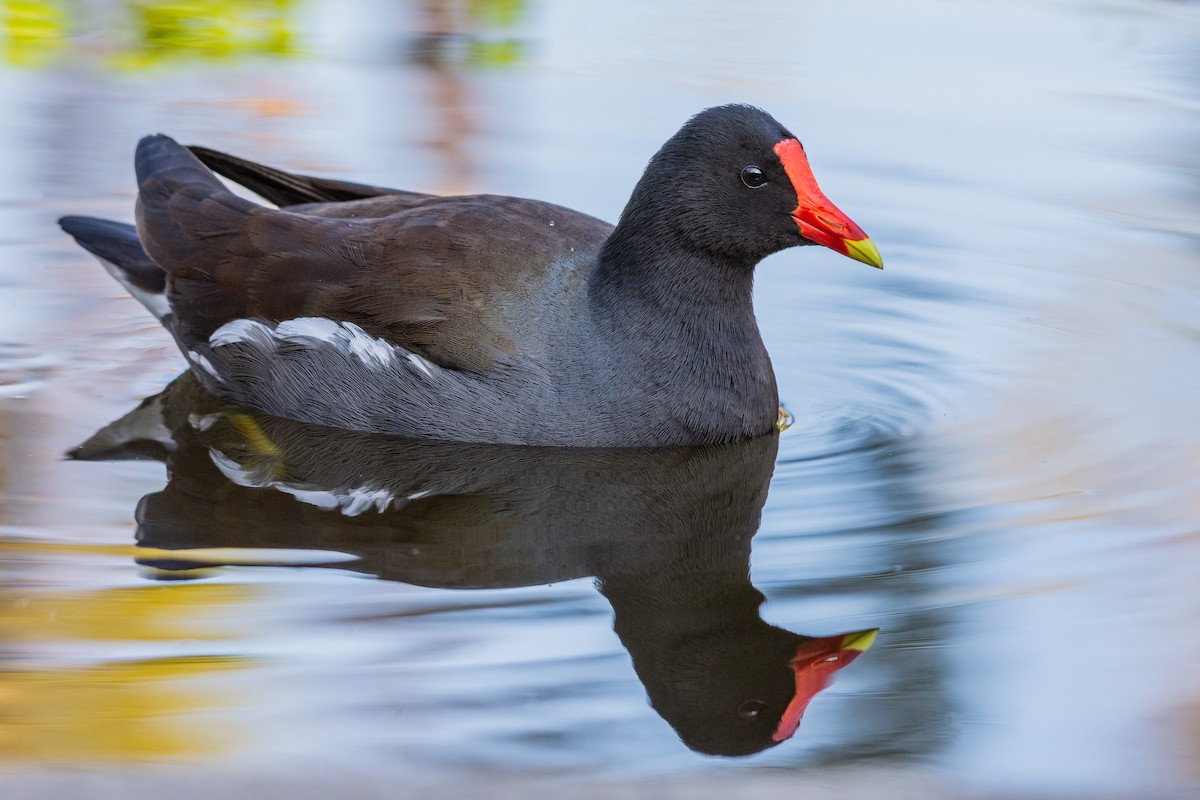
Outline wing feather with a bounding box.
[136,135,612,373]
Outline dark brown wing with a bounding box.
[136,135,612,373]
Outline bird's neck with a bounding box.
[582,219,777,445]
[589,219,757,318]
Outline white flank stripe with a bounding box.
[406,352,433,378]
[275,317,342,342]
[340,322,396,371]
[207,316,426,377]
[211,318,272,347]
[188,351,222,382]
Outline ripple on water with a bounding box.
[0,343,63,398]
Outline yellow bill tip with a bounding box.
[840,628,880,652]
[844,237,884,269]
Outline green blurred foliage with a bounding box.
[467,37,522,68]
[117,0,296,67]
[2,0,68,67]
[1,0,297,69]
[466,0,524,28]
[466,0,526,68]
[1,0,531,71]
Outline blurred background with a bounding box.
[1,1,1199,798]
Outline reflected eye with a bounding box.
[737,700,766,719]
[740,165,768,189]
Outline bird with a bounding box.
[60,104,882,447]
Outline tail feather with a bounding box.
[188,145,411,207]
[134,133,228,197]
[58,215,169,319]
[133,133,259,286]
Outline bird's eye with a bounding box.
[737,700,766,719]
[740,165,768,189]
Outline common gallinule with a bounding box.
[61,104,881,446]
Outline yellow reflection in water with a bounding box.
[0,656,244,762]
[0,583,247,642]
[0,544,256,763]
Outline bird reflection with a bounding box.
[73,373,879,757]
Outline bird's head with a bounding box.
[625,104,882,268]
